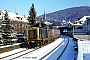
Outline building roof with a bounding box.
[44,21,52,25]
[74,23,83,26]
[77,16,90,24]
[0,10,28,23]
[79,16,90,21]
[68,20,73,25]
[74,16,90,26]
[60,20,73,27]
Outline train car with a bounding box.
[25,22,60,48]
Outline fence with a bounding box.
[74,35,90,40]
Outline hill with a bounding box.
[38,6,90,23]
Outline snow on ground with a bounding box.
[0,48,27,58]
[0,35,71,60]
[44,36,69,60]
[0,43,21,49]
[1,49,34,60]
[84,54,90,60]
[79,40,90,60]
[43,42,65,60]
[80,41,90,53]
[14,37,64,60]
[58,36,77,60]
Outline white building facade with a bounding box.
[74,16,90,34]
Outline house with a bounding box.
[59,20,73,34]
[0,10,28,35]
[74,16,90,34]
[60,20,73,28]
[83,17,90,33]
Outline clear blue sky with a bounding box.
[0,0,89,17]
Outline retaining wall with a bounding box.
[74,35,90,40]
[77,40,83,60]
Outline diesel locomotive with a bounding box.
[25,22,60,48]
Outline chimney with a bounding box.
[24,15,26,18]
[16,13,18,15]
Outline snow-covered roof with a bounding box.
[21,18,28,22]
[0,10,28,23]
[44,21,52,25]
[62,20,66,23]
[79,16,90,22]
[74,16,90,26]
[0,10,6,14]
[76,16,90,24]
[60,24,67,27]
[60,20,73,27]
[74,23,83,26]
[68,20,73,25]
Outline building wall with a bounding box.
[66,23,72,28]
[12,20,28,34]
[83,18,90,32]
[74,35,90,40]
[74,16,90,33]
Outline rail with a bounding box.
[40,39,64,60]
[0,49,28,59]
[57,36,69,60]
[10,49,36,60]
[40,36,69,60]
[1,36,68,60]
[14,37,64,60]
[0,47,40,60]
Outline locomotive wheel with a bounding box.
[39,40,43,48]
[25,41,31,49]
[35,41,38,47]
[30,41,36,48]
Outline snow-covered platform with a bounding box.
[78,40,90,60]
[14,37,64,60]
[0,48,27,58]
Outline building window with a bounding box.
[0,13,1,15]
[19,24,20,29]
[77,26,83,29]
[21,18,22,20]
[16,17,20,19]
[15,24,17,29]
[22,24,24,28]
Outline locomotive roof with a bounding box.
[31,22,52,28]
[44,21,52,25]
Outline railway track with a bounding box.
[1,35,69,60]
[40,36,69,60]
[57,36,69,60]
[0,48,27,59]
[0,47,39,60]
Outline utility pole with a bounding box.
[15,7,16,13]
